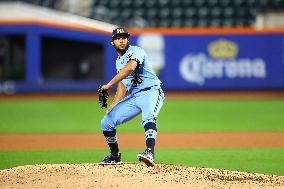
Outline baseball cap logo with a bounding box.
[117,29,125,34]
[112,27,130,39]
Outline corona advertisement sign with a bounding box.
[179,38,266,85]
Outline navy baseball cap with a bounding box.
[112,27,130,39]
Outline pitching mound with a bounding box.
[0,163,283,189]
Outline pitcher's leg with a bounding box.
[140,88,165,127]
[137,88,165,166]
[100,115,121,164]
[100,96,141,164]
[144,122,157,157]
[101,95,141,131]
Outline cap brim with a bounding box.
[112,33,130,39]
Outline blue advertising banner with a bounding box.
[1,23,284,93]
[132,34,284,90]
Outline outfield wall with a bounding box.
[130,29,284,91]
[0,23,284,93]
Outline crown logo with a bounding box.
[208,39,238,59]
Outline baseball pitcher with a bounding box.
[98,27,165,166]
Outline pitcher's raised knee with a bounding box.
[101,115,115,131]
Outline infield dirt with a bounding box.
[0,163,284,189]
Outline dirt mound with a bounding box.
[0,163,283,189]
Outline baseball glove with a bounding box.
[98,85,109,109]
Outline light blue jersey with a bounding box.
[101,45,165,131]
[116,45,161,94]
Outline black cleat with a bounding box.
[99,153,122,165]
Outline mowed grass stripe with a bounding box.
[0,99,284,133]
[1,148,284,176]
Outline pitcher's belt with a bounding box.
[134,85,161,95]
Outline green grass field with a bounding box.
[1,149,284,175]
[0,99,284,175]
[1,99,284,133]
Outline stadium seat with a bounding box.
[171,19,183,27]
[208,0,219,7]
[210,7,222,18]
[197,18,209,27]
[197,7,209,18]
[223,7,235,18]
[194,0,206,7]
[16,0,284,28]
[247,0,257,6]
[181,0,194,7]
[145,8,158,20]
[145,0,156,8]
[233,0,246,7]
[184,8,197,19]
[172,7,183,19]
[235,7,249,18]
[159,19,171,27]
[158,7,171,19]
[184,19,196,27]
[120,10,132,20]
[157,0,170,8]
[223,18,235,27]
[135,8,145,18]
[108,0,120,9]
[209,18,222,27]
[133,0,145,8]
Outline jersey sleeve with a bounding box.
[127,47,145,65]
